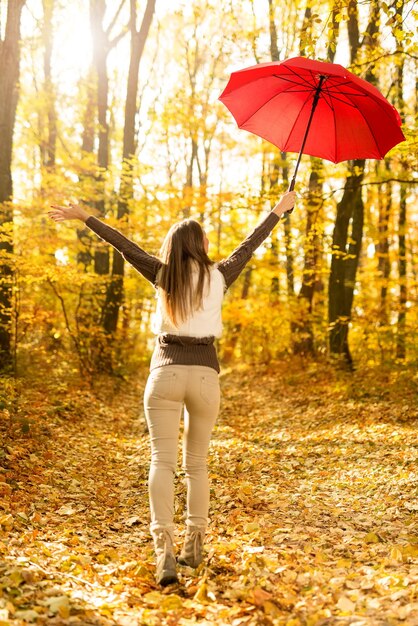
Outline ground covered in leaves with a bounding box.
[1,359,418,625]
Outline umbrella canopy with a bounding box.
[219,56,405,167]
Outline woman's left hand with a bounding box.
[48,203,90,223]
[272,191,297,216]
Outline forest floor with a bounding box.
[0,358,418,626]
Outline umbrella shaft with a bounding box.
[289,74,326,193]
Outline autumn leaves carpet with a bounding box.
[1,361,418,625]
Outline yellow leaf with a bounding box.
[133,564,150,577]
[143,591,164,605]
[364,532,382,544]
[282,569,297,583]
[263,600,281,617]
[194,582,209,603]
[306,610,332,625]
[9,570,24,586]
[96,553,108,564]
[161,595,183,610]
[244,522,259,533]
[390,546,403,562]
[0,515,13,530]
[58,604,70,619]
[407,535,418,544]
[403,544,418,557]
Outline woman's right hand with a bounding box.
[48,202,90,223]
[272,191,296,217]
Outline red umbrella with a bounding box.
[219,56,405,191]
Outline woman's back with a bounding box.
[152,265,225,338]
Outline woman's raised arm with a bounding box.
[48,203,162,285]
[218,190,296,289]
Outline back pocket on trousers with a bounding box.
[148,370,177,400]
[200,375,220,405]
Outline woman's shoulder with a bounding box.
[209,264,227,291]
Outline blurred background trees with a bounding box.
[0,0,416,377]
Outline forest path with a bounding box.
[1,361,417,625]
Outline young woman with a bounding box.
[49,190,296,586]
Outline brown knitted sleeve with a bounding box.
[85,216,162,284]
[217,211,280,289]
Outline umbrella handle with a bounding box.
[284,178,296,215]
[284,74,326,216]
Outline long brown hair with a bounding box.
[158,219,213,326]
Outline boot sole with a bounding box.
[159,573,179,586]
[177,557,201,568]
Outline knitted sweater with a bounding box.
[86,211,280,372]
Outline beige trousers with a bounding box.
[144,365,220,532]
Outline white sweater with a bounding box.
[151,266,226,338]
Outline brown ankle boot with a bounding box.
[151,526,178,586]
[177,525,205,568]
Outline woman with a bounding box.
[49,190,296,586]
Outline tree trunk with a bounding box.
[394,0,407,359]
[79,1,128,273]
[267,4,294,298]
[0,0,26,371]
[328,161,364,366]
[42,0,57,169]
[326,1,340,62]
[281,158,295,296]
[91,0,110,275]
[103,0,156,337]
[267,0,279,62]
[328,0,379,366]
[376,165,391,324]
[396,185,407,359]
[182,137,198,219]
[81,67,96,154]
[347,0,361,63]
[77,66,96,269]
[290,0,332,356]
[293,162,322,355]
[267,155,281,297]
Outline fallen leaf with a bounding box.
[251,587,273,606]
[337,596,356,613]
[364,532,382,544]
[47,595,70,618]
[56,506,76,516]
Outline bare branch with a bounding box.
[108,24,129,49]
[350,50,418,70]
[105,0,125,37]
